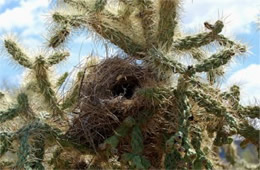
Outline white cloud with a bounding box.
[0,0,49,31]
[0,0,49,48]
[182,0,259,34]
[0,0,4,5]
[224,64,260,105]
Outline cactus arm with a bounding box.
[238,122,260,148]
[4,39,32,68]
[156,0,179,50]
[33,56,63,116]
[51,12,145,56]
[0,132,14,157]
[172,20,224,51]
[61,71,84,110]
[0,93,31,123]
[91,22,144,56]
[131,125,144,155]
[206,67,224,85]
[49,12,85,48]
[0,108,19,124]
[135,0,155,46]
[189,48,236,73]
[56,72,69,88]
[49,26,71,48]
[190,126,213,170]
[64,0,91,11]
[147,48,186,74]
[47,51,69,66]
[238,106,260,119]
[94,0,107,13]
[100,116,135,154]
[186,89,237,128]
[16,134,45,170]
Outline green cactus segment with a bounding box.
[207,67,224,85]
[135,0,154,46]
[0,91,4,99]
[238,106,260,119]
[52,12,84,27]
[137,87,172,103]
[165,132,184,153]
[190,48,207,61]
[238,122,260,147]
[0,132,14,157]
[49,26,70,48]
[91,22,144,57]
[17,134,45,170]
[122,153,151,170]
[94,0,107,12]
[164,150,182,170]
[49,12,85,48]
[214,129,233,146]
[61,71,83,110]
[17,93,30,112]
[52,12,145,56]
[157,0,179,50]
[103,116,135,149]
[216,35,246,51]
[0,93,30,123]
[191,126,213,170]
[4,39,32,68]
[56,72,69,88]
[221,85,240,109]
[33,56,63,116]
[0,108,19,124]
[131,125,144,154]
[64,0,90,11]
[121,124,151,169]
[172,20,223,51]
[15,120,65,170]
[187,89,225,116]
[186,89,238,128]
[147,48,186,73]
[47,51,69,66]
[191,48,236,73]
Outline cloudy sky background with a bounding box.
[0,0,259,105]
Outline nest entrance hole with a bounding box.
[111,76,140,99]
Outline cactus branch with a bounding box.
[49,26,71,48]
[56,72,69,88]
[47,51,69,66]
[190,48,236,73]
[4,39,32,68]
[157,0,179,50]
[33,56,63,116]
[172,20,224,51]
[0,93,31,123]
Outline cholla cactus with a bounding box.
[0,0,259,169]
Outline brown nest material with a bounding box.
[66,57,179,168]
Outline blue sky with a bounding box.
[0,0,259,105]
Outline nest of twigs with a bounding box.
[66,57,179,167]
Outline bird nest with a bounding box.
[66,57,179,167]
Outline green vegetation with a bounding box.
[0,0,259,169]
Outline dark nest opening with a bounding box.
[66,57,179,168]
[111,76,140,99]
